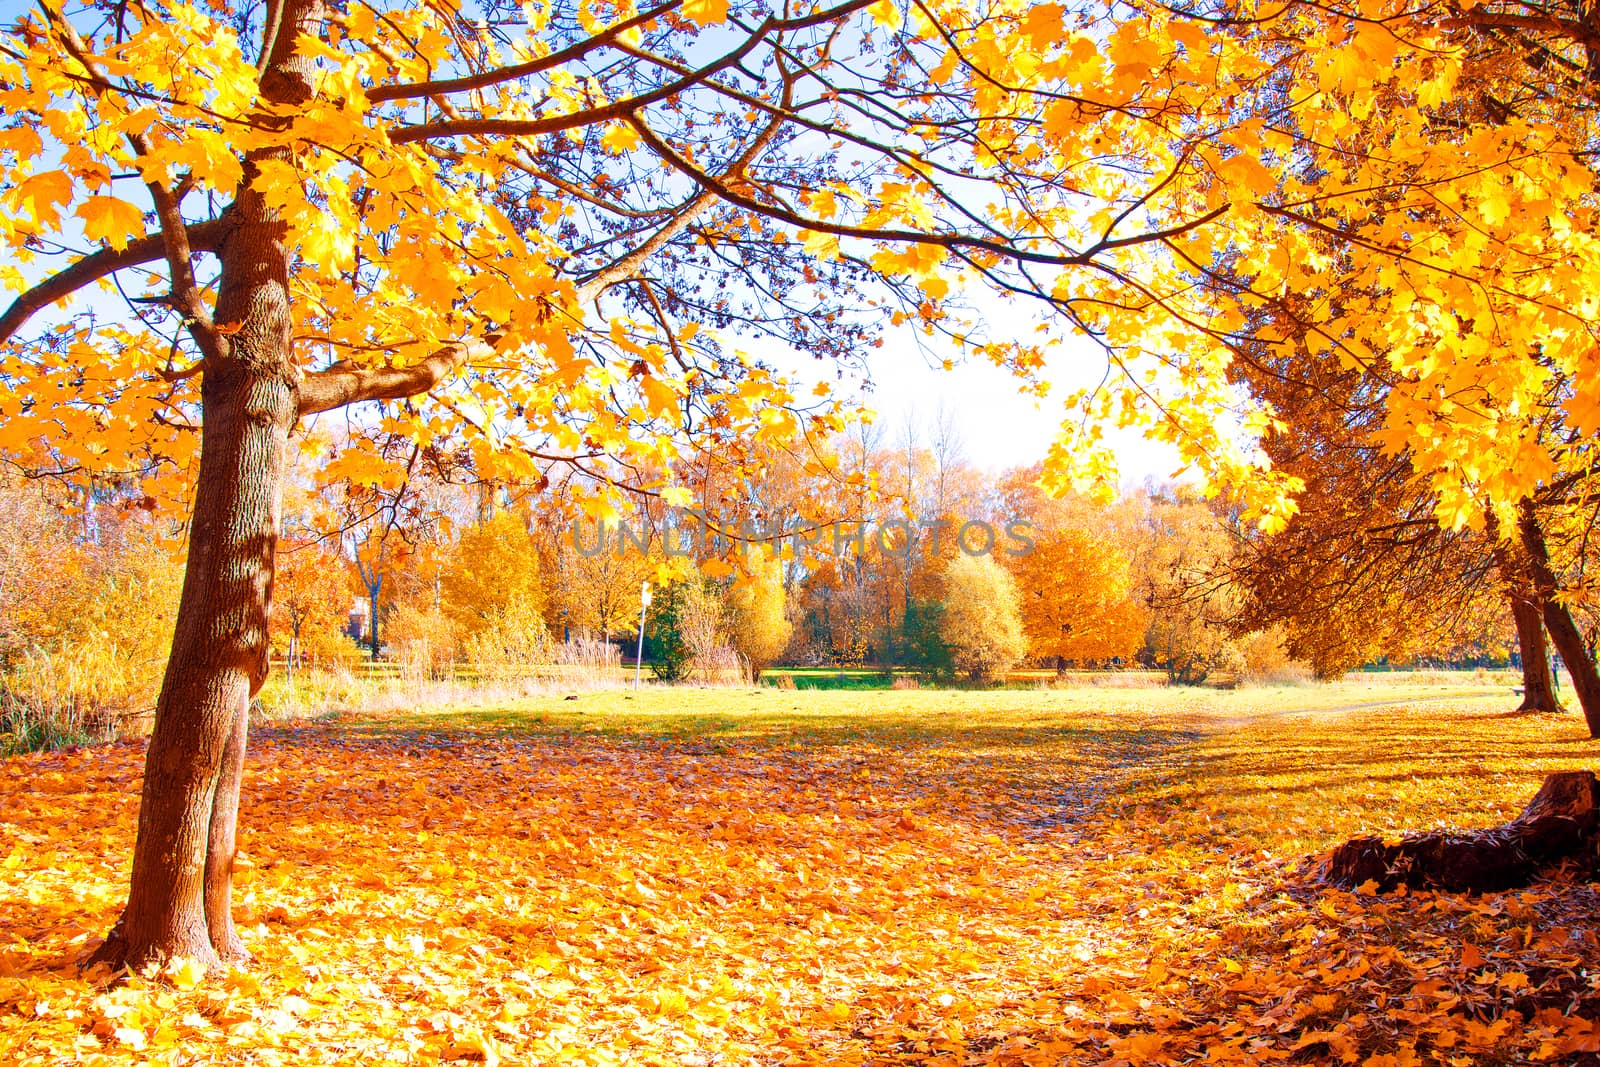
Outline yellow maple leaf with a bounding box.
[798,228,841,261]
[601,122,639,154]
[639,373,680,419]
[680,0,728,26]
[10,169,74,228]
[166,955,207,990]
[868,0,899,28]
[77,196,146,251]
[1023,3,1065,49]
[660,485,695,507]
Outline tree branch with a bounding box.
[40,5,222,344]
[0,220,226,345]
[296,333,500,417]
[574,79,790,303]
[387,0,874,144]
[367,1,682,103]
[1447,6,1600,48]
[388,25,773,145]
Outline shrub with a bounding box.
[0,500,183,751]
[1235,625,1313,685]
[723,553,792,681]
[901,598,952,675]
[940,554,1027,682]
[384,601,459,678]
[461,599,555,677]
[649,581,739,682]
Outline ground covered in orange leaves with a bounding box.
[4,682,1600,1065]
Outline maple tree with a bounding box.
[1000,470,1146,668]
[1090,0,1600,715]
[544,527,652,644]
[1007,525,1147,668]
[440,511,546,640]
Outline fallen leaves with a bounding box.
[2,686,1599,1064]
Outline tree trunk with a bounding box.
[369,583,381,660]
[1518,501,1600,737]
[92,363,295,972]
[204,695,251,962]
[1511,595,1562,713]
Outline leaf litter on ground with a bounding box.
[3,683,1600,1065]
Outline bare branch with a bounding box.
[388,29,772,145]
[367,1,681,103]
[388,0,874,144]
[574,81,790,302]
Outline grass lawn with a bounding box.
[3,679,1599,1064]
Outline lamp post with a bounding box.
[635,582,651,690]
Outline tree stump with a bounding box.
[1315,771,1600,893]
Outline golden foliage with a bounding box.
[441,513,546,643]
[722,552,793,680]
[270,539,358,669]
[1008,527,1147,666]
[940,554,1028,680]
[0,491,182,747]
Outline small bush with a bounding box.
[940,555,1027,682]
[384,602,458,679]
[461,600,555,678]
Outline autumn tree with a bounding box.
[1050,1,1600,719]
[723,551,792,680]
[548,533,652,644]
[270,536,355,679]
[999,469,1146,669]
[940,553,1027,682]
[442,511,546,642]
[1132,491,1241,686]
[1008,525,1147,668]
[1221,351,1516,683]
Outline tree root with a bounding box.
[1315,771,1600,894]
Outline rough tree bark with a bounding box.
[1510,595,1562,713]
[91,356,296,971]
[1517,500,1600,738]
